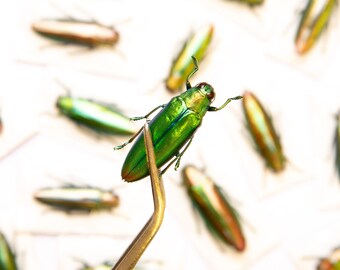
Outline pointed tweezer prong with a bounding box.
[112,123,166,270]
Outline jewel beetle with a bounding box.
[80,261,112,270]
[166,24,214,93]
[114,56,242,182]
[56,95,137,136]
[34,185,120,213]
[242,91,286,173]
[182,165,246,251]
[228,0,264,6]
[334,112,340,180]
[79,260,158,270]
[32,18,119,48]
[295,0,337,54]
[0,232,18,270]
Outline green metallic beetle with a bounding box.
[32,18,119,48]
[295,0,337,54]
[334,112,340,180]
[56,96,137,136]
[182,165,246,251]
[80,261,112,270]
[114,57,242,182]
[228,0,264,6]
[0,232,18,270]
[79,261,162,270]
[242,91,286,173]
[316,247,340,270]
[34,185,119,212]
[166,24,214,93]
[79,260,156,270]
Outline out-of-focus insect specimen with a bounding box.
[32,18,119,49]
[80,261,112,270]
[0,232,18,270]
[34,185,119,213]
[316,247,340,270]
[295,0,337,54]
[56,95,137,136]
[79,261,162,270]
[242,91,286,173]
[114,57,242,182]
[0,113,3,134]
[334,112,340,180]
[228,0,264,6]
[182,165,246,251]
[166,24,214,93]
[79,260,160,270]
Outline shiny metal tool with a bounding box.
[112,122,166,270]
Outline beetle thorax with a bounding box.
[182,84,213,117]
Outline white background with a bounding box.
[1,0,340,269]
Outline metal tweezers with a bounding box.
[112,123,166,270]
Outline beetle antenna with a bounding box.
[73,4,100,25]
[48,1,76,21]
[185,56,199,90]
[54,78,72,96]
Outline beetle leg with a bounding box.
[129,104,166,121]
[113,126,144,150]
[186,56,199,90]
[208,96,243,111]
[160,136,194,175]
[174,136,194,170]
[38,41,72,50]
[68,45,96,55]
[160,157,177,176]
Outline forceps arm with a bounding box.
[112,123,166,270]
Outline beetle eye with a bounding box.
[196,82,215,101]
[207,89,215,101]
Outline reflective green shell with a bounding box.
[0,232,17,270]
[122,83,213,182]
[182,165,245,251]
[166,25,214,93]
[230,0,264,5]
[57,96,136,136]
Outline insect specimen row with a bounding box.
[1,0,339,269]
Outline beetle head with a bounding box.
[196,82,215,101]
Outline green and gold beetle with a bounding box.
[242,91,286,172]
[166,24,214,93]
[0,232,17,270]
[115,57,242,182]
[182,165,246,251]
[295,0,337,54]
